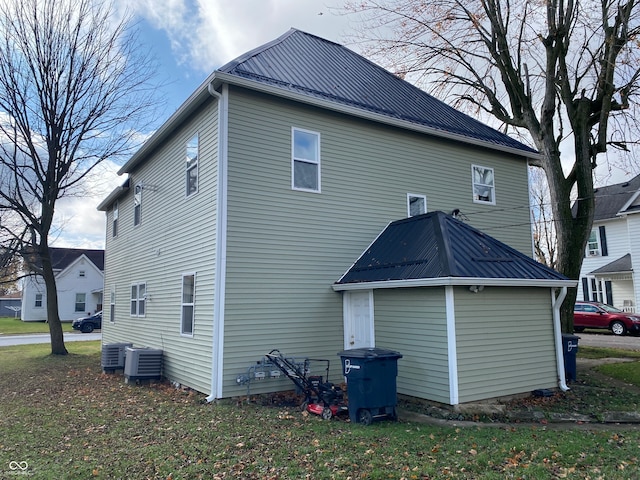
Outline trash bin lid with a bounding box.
[561,334,580,341]
[337,347,402,359]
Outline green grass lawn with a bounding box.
[0,316,73,335]
[2,343,640,479]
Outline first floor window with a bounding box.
[407,194,427,217]
[109,287,116,323]
[130,283,146,317]
[292,128,320,192]
[75,293,86,313]
[181,273,195,335]
[472,165,495,204]
[34,293,43,308]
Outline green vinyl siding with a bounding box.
[454,286,557,403]
[102,99,219,394]
[374,288,451,404]
[220,86,534,397]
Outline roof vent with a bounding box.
[101,343,133,373]
[124,347,163,383]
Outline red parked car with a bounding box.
[574,301,640,336]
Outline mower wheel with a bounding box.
[357,408,373,426]
[300,401,308,413]
[321,407,333,420]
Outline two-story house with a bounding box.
[577,174,640,313]
[21,248,104,322]
[98,29,574,406]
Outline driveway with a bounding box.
[0,331,101,347]
[577,331,640,351]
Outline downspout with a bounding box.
[206,81,229,402]
[552,286,570,392]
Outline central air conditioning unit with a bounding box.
[124,347,163,383]
[101,343,133,373]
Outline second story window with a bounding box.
[587,226,608,257]
[112,201,118,237]
[134,184,142,226]
[35,293,43,308]
[292,127,320,192]
[472,165,495,205]
[186,134,199,196]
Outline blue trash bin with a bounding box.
[562,334,579,381]
[338,347,402,425]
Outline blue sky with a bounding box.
[55,0,354,248]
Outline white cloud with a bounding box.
[51,160,123,249]
[121,0,353,74]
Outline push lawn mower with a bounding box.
[265,349,347,419]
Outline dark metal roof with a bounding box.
[219,29,537,156]
[591,174,640,221]
[589,254,633,275]
[336,211,568,285]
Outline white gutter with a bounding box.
[206,83,229,403]
[332,277,577,291]
[552,286,570,392]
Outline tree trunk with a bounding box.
[41,249,67,355]
[536,105,595,333]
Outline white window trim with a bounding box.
[291,127,321,193]
[134,184,142,226]
[34,293,43,308]
[109,286,116,324]
[186,133,199,197]
[407,193,427,217]
[130,282,146,317]
[471,164,496,205]
[586,229,601,257]
[180,272,196,337]
[112,201,118,237]
[75,293,87,313]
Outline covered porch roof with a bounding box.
[333,211,574,291]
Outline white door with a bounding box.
[343,290,374,349]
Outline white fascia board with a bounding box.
[332,277,577,291]
[213,72,541,162]
[97,181,130,211]
[118,72,218,175]
[618,190,640,215]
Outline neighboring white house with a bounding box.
[577,174,640,313]
[21,248,104,322]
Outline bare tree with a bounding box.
[0,0,157,353]
[530,167,557,269]
[0,248,21,295]
[344,0,640,331]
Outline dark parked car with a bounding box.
[574,301,640,336]
[72,311,102,333]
